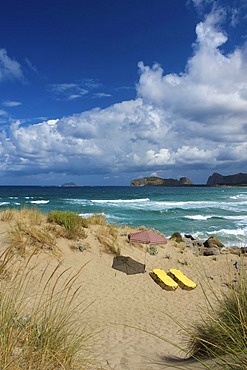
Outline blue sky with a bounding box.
[0,0,247,185]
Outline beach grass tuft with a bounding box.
[96,224,121,255]
[0,208,15,221]
[8,220,57,256]
[184,265,247,368]
[47,211,86,239]
[84,214,107,226]
[0,252,95,370]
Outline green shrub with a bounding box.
[48,211,85,239]
[170,232,183,243]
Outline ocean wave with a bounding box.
[229,193,247,200]
[146,200,247,212]
[192,227,247,247]
[184,215,211,220]
[0,202,10,206]
[79,212,105,218]
[30,200,50,204]
[91,198,150,204]
[184,214,247,222]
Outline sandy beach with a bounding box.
[0,212,242,370]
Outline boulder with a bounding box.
[203,236,225,249]
[184,234,196,240]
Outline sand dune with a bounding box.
[0,216,241,370]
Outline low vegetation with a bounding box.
[84,213,107,226]
[184,266,247,369]
[0,253,95,370]
[8,221,57,256]
[47,210,86,239]
[96,224,121,255]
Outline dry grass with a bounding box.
[0,252,96,370]
[184,265,247,369]
[84,214,107,226]
[8,221,58,257]
[96,224,121,255]
[0,208,16,221]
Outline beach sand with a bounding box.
[0,217,241,370]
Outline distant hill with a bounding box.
[130,176,193,187]
[206,173,247,186]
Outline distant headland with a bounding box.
[131,172,247,187]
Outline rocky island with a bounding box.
[131,172,247,187]
[206,172,247,186]
[131,176,193,187]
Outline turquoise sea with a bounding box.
[0,186,247,247]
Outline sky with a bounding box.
[0,0,247,186]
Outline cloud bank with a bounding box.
[0,6,247,184]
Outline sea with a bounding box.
[0,185,247,247]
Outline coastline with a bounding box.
[0,185,246,247]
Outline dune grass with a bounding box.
[8,221,57,256]
[183,265,247,369]
[47,210,87,240]
[96,224,121,255]
[0,253,95,370]
[84,214,107,226]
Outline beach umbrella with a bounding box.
[112,256,145,275]
[128,229,167,245]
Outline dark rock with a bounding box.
[203,236,225,249]
[206,172,247,186]
[184,234,196,240]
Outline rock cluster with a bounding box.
[171,233,247,257]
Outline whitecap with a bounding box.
[0,202,10,206]
[184,215,210,220]
[91,198,150,204]
[79,212,105,218]
[30,200,49,204]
